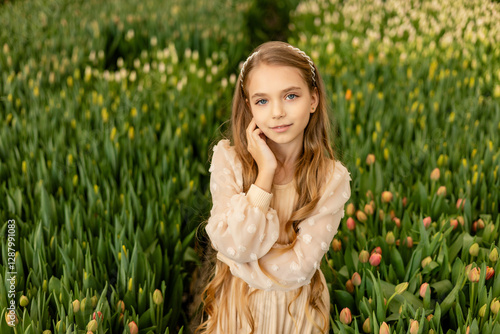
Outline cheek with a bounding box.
[250,112,265,127]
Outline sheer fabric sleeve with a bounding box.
[205,139,281,264]
[218,160,351,291]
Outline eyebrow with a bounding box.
[251,86,302,99]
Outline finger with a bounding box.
[252,128,266,143]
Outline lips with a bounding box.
[272,124,292,129]
[271,124,292,132]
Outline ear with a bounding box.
[310,87,319,113]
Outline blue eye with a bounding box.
[256,99,268,105]
[286,94,298,100]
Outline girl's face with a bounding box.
[245,63,319,147]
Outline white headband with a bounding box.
[239,45,317,91]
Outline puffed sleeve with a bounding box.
[205,139,281,263]
[218,160,351,291]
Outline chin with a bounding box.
[268,136,292,145]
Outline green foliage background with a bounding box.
[0,0,499,333]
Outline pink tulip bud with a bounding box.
[363,318,371,333]
[477,219,485,229]
[410,319,419,334]
[430,168,440,181]
[402,197,407,207]
[392,217,401,228]
[465,264,472,276]
[468,267,480,283]
[472,222,477,232]
[340,308,352,325]
[379,321,390,334]
[356,210,368,223]
[366,190,374,199]
[381,191,393,203]
[116,300,125,313]
[346,203,355,216]
[371,247,382,255]
[456,198,465,210]
[346,217,356,231]
[419,283,430,298]
[93,311,103,322]
[436,186,447,196]
[423,217,432,228]
[332,239,342,251]
[405,236,414,248]
[366,154,376,165]
[364,204,374,215]
[128,321,139,334]
[359,250,370,263]
[5,311,19,327]
[486,267,495,280]
[369,253,382,266]
[352,272,362,286]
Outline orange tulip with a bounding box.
[352,272,362,286]
[381,191,393,203]
[486,267,495,280]
[340,308,352,325]
[366,154,376,165]
[468,267,480,282]
[128,321,139,334]
[379,322,390,334]
[419,283,430,298]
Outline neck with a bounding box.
[268,140,303,170]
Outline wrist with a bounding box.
[254,169,275,193]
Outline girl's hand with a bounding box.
[246,118,277,173]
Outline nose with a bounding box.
[272,102,285,119]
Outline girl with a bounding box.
[196,41,351,334]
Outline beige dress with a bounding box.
[206,140,351,333]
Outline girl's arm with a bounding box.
[205,139,281,263]
[218,160,351,291]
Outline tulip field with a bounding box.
[1,0,499,333]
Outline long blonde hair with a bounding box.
[196,41,335,333]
